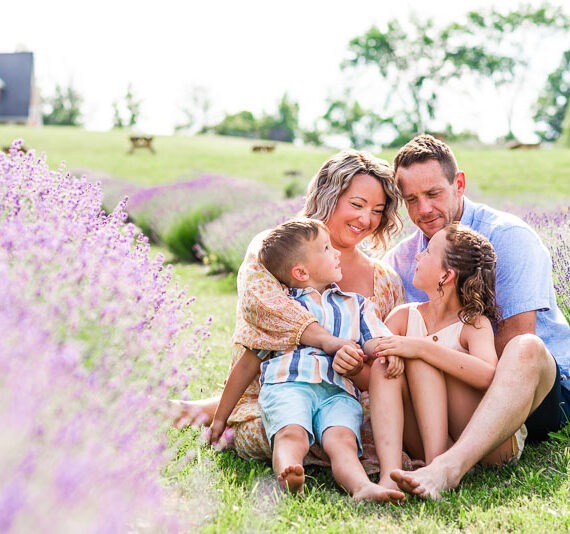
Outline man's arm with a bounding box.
[495,311,537,357]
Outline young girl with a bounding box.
[337,223,524,495]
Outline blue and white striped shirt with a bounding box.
[258,284,391,399]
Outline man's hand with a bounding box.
[333,344,366,376]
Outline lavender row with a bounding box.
[95,175,279,262]
[0,141,209,532]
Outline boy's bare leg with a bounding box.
[391,335,557,499]
[322,426,405,503]
[171,397,220,428]
[272,424,310,493]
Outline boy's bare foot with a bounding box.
[278,464,305,494]
[352,482,405,503]
[390,460,460,500]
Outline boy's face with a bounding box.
[301,228,342,291]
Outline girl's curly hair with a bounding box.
[442,223,502,327]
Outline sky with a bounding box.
[2,0,568,143]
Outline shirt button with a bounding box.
[432,335,438,342]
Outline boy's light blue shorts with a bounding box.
[258,381,363,456]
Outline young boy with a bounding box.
[208,218,404,502]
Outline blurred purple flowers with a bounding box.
[200,196,305,273]
[0,141,209,532]
[524,207,570,322]
[125,175,278,261]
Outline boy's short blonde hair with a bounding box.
[258,218,328,285]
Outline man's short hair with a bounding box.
[394,134,459,184]
[258,218,327,285]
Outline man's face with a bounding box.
[396,160,465,239]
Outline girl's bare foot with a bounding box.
[278,464,305,493]
[352,482,405,503]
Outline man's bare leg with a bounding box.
[391,335,557,499]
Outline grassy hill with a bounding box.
[2,125,569,199]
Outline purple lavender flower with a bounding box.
[200,196,305,273]
[0,140,210,532]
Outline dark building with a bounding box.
[0,52,42,125]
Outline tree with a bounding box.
[323,96,387,149]
[257,93,300,142]
[42,83,83,126]
[212,110,258,138]
[112,83,142,129]
[343,3,570,141]
[534,49,570,142]
[561,100,570,147]
[442,3,570,140]
[343,16,446,135]
[175,86,212,133]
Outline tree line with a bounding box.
[42,2,570,146]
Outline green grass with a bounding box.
[169,253,570,533]
[2,125,570,200]
[6,126,570,532]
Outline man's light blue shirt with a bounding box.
[383,196,570,380]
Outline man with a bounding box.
[383,134,570,499]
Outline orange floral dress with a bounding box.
[226,231,405,474]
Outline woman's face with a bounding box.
[326,173,386,251]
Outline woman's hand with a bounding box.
[372,335,427,360]
[207,419,227,446]
[333,344,366,376]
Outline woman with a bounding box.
[174,150,407,473]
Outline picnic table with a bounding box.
[129,136,155,154]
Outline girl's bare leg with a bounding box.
[406,359,449,463]
[321,426,404,503]
[368,360,423,492]
[272,424,310,493]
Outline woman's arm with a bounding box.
[232,231,317,350]
[234,231,345,353]
[209,349,262,444]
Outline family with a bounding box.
[173,134,570,502]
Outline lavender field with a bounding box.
[1,136,569,532]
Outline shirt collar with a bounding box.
[459,196,475,227]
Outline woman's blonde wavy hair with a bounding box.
[303,150,402,251]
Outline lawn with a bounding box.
[2,125,570,199]
[3,126,569,532]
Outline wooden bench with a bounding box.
[129,136,155,154]
[251,144,275,153]
[508,141,540,150]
